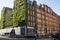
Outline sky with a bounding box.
[0,0,60,19]
[0,0,13,19]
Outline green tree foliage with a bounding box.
[1,7,5,29]
[1,7,13,28]
[5,11,13,27]
[13,8,26,26]
[13,0,26,27]
[0,20,2,29]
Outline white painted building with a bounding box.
[0,26,35,36]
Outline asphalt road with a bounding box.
[37,38,54,40]
[0,37,54,40]
[0,36,54,40]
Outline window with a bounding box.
[30,6,33,10]
[45,6,47,11]
[48,8,50,13]
[28,16,31,20]
[37,24,41,27]
[33,23,35,27]
[37,13,41,18]
[30,22,35,27]
[37,5,39,9]
[51,9,53,13]
[37,19,41,22]
[46,17,48,20]
[33,12,34,15]
[30,10,33,15]
[28,22,30,26]
[28,10,29,14]
[30,22,33,27]
[31,16,32,20]
[32,17,35,21]
[28,16,33,21]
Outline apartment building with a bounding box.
[13,0,60,37]
[58,16,60,32]
[38,4,59,37]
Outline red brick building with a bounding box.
[26,0,60,37]
[13,0,60,37]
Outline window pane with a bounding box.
[28,16,31,20]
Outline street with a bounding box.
[0,36,54,40]
[37,38,54,40]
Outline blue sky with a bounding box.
[0,0,60,19]
[0,0,13,19]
